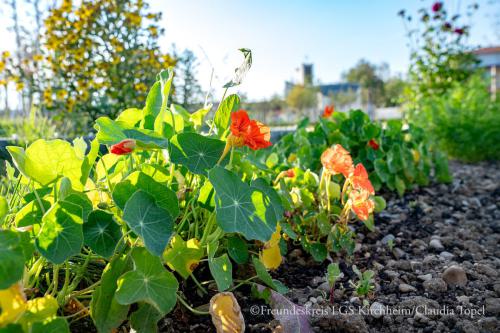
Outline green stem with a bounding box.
[228,276,258,292]
[200,212,216,245]
[190,274,207,295]
[50,265,60,297]
[176,293,209,315]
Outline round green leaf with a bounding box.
[168,132,227,176]
[83,210,122,258]
[115,247,178,315]
[122,191,174,256]
[35,201,83,264]
[208,166,277,242]
[113,171,179,219]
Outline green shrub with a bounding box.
[409,74,500,162]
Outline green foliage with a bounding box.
[408,74,500,162]
[267,110,449,195]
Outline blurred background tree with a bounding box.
[342,59,386,107]
[42,0,175,130]
[173,48,202,108]
[286,85,318,110]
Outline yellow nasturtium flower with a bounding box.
[0,283,27,327]
[15,82,24,91]
[32,54,43,62]
[259,224,282,270]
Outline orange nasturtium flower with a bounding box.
[350,164,374,194]
[321,144,354,178]
[110,139,136,155]
[229,110,272,150]
[348,189,374,221]
[322,105,334,118]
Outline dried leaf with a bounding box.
[209,292,245,333]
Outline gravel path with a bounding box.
[256,161,500,333]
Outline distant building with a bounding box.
[284,63,362,116]
[473,46,500,98]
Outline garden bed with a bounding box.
[149,160,499,332]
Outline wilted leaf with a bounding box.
[0,283,27,326]
[163,235,204,279]
[209,292,245,333]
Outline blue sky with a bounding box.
[151,0,498,100]
[1,0,498,101]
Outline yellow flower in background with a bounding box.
[1,51,10,59]
[0,283,27,327]
[148,26,158,37]
[259,224,282,270]
[0,79,7,86]
[15,82,24,91]
[33,54,43,61]
[0,61,5,71]
[56,89,68,100]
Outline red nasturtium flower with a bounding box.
[350,164,375,195]
[285,169,295,178]
[321,144,354,178]
[367,139,379,150]
[322,105,334,118]
[454,27,464,35]
[432,1,443,12]
[229,110,272,150]
[349,189,374,221]
[110,139,136,155]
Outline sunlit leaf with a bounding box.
[7,139,86,190]
[95,117,169,149]
[163,235,203,279]
[35,201,83,264]
[214,94,240,137]
[168,133,227,176]
[0,283,26,326]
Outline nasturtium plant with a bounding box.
[0,49,445,331]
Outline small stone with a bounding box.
[318,281,330,292]
[418,274,432,281]
[442,265,468,287]
[479,317,499,331]
[399,283,416,293]
[350,296,360,304]
[475,264,498,278]
[429,239,444,250]
[370,302,385,319]
[485,298,500,315]
[456,295,469,304]
[382,234,395,245]
[384,270,400,280]
[310,297,317,304]
[310,276,325,287]
[289,248,303,259]
[316,296,324,303]
[423,278,447,293]
[439,251,454,261]
[414,312,429,323]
